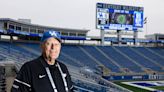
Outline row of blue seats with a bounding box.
[0,41,37,62]
[62,45,164,73]
[0,41,164,73]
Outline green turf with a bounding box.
[151,86,164,90]
[114,82,150,92]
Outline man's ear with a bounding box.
[40,43,45,50]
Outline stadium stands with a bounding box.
[98,46,142,73]
[61,45,99,69]
[0,55,6,61]
[0,41,164,91]
[0,41,164,73]
[0,41,36,62]
[81,46,121,73]
[130,47,163,72]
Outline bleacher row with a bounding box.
[0,42,37,63]
[0,41,164,92]
[0,41,164,73]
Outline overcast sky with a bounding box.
[0,0,164,38]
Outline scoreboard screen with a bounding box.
[96,3,144,31]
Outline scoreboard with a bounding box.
[96,3,144,31]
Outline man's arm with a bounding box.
[11,63,32,92]
[64,66,74,92]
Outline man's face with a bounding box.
[42,37,61,61]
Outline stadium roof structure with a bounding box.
[0,18,89,33]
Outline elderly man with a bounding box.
[11,30,73,92]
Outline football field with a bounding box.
[121,80,164,92]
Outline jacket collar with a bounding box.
[40,55,58,68]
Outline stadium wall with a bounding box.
[103,74,164,81]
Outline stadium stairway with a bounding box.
[113,46,145,72]
[15,44,40,56]
[68,65,131,92]
[0,41,36,62]
[78,46,104,67]
[129,47,163,72]
[145,47,164,59]
[78,46,112,75]
[144,47,164,66]
[0,45,27,62]
[59,52,85,67]
[61,45,98,70]
[97,46,139,73]
[94,46,122,73]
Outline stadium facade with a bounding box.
[0,18,89,41]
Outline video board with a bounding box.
[96,3,144,31]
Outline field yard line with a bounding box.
[121,81,156,91]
